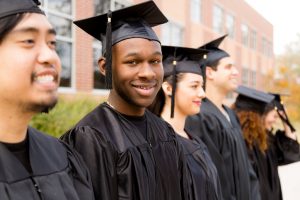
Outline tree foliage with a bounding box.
[266,34,300,126]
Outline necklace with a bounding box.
[106,101,115,109]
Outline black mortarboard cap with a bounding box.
[73,1,168,89]
[198,34,229,90]
[269,93,296,132]
[235,85,275,115]
[199,34,229,67]
[0,0,44,19]
[162,45,208,118]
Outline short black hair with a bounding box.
[0,13,24,43]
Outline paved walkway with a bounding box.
[278,161,300,200]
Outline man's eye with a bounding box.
[126,60,137,65]
[23,39,34,44]
[48,40,57,49]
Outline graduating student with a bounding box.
[185,35,260,200]
[148,45,223,200]
[61,1,185,200]
[261,93,299,200]
[0,0,94,199]
[233,86,300,200]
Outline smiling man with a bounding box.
[185,35,261,200]
[61,1,185,200]
[0,0,94,199]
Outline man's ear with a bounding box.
[98,57,106,76]
[162,82,172,97]
[206,66,214,80]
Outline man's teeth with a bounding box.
[137,86,152,89]
[35,75,54,83]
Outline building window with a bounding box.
[241,24,249,47]
[93,41,106,89]
[250,30,257,50]
[190,0,202,23]
[93,0,129,89]
[249,70,256,87]
[212,5,223,34]
[41,0,74,88]
[161,22,184,46]
[268,41,273,57]
[261,37,272,57]
[225,14,235,38]
[94,0,127,14]
[242,67,249,85]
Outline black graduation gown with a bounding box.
[178,132,223,200]
[248,130,300,200]
[0,127,94,200]
[61,103,184,200]
[185,99,261,200]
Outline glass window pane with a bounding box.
[241,24,249,46]
[190,0,201,23]
[114,1,126,10]
[48,14,72,37]
[226,14,235,38]
[48,0,72,15]
[56,41,72,87]
[242,68,249,85]
[161,22,183,46]
[94,0,110,14]
[213,5,223,33]
[93,45,106,89]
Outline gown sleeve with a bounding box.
[59,140,95,200]
[61,126,119,200]
[274,130,300,165]
[186,114,234,200]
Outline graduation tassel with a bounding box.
[201,63,206,91]
[276,107,296,132]
[105,10,113,89]
[170,49,177,118]
[201,53,207,91]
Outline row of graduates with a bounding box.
[1,0,299,199]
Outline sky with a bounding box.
[244,0,300,55]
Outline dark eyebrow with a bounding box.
[11,27,56,35]
[124,51,162,58]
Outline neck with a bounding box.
[0,104,32,143]
[161,105,189,139]
[205,82,227,111]
[107,91,145,116]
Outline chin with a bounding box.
[26,97,58,113]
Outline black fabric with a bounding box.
[185,98,261,200]
[0,127,94,200]
[269,93,296,132]
[235,85,274,115]
[0,0,44,19]
[198,34,229,67]
[1,135,32,173]
[61,102,185,200]
[121,113,147,140]
[248,130,300,200]
[73,0,167,54]
[178,131,223,200]
[162,45,207,77]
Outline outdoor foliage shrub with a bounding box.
[30,97,101,138]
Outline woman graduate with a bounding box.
[233,86,300,200]
[148,45,223,200]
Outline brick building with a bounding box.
[40,0,274,97]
